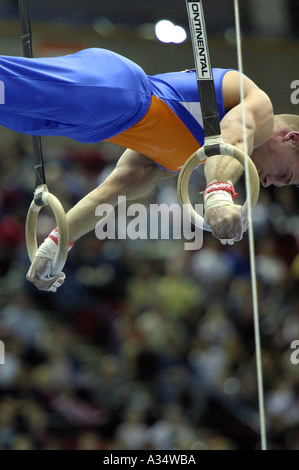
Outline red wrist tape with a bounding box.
[203,182,238,202]
[48,228,74,251]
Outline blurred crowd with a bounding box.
[0,129,299,450]
[1,0,299,39]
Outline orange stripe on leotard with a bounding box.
[106,95,201,172]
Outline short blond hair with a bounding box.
[274,114,299,131]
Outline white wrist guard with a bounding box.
[36,237,58,260]
[204,190,234,211]
[36,228,74,261]
[203,180,238,212]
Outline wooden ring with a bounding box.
[177,143,260,231]
[25,185,69,275]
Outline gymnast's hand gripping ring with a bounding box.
[177,142,260,232]
[25,184,69,276]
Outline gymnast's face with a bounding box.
[252,130,299,187]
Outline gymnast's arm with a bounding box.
[26,149,174,292]
[203,71,274,241]
[66,151,170,242]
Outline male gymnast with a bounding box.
[0,48,297,291]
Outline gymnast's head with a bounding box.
[251,114,299,187]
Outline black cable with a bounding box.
[18,0,46,189]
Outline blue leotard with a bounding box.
[0,48,232,171]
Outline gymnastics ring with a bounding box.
[25,184,69,275]
[177,142,260,231]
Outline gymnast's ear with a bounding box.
[283,131,299,143]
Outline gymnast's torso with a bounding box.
[107,67,230,171]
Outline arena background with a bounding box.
[0,0,298,450]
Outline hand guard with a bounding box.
[32,228,74,292]
[37,227,74,260]
[203,181,244,245]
